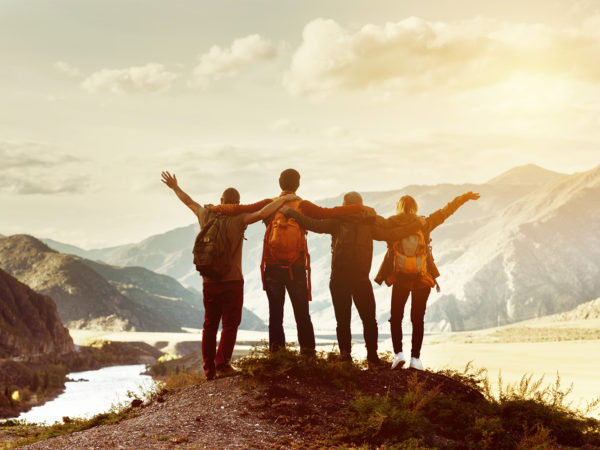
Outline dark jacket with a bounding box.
[375,193,474,286]
[284,209,420,281]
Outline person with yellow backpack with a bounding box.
[375,192,480,370]
[211,168,367,354]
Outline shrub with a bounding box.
[236,342,360,389]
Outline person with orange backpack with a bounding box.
[161,171,298,379]
[375,192,480,371]
[211,168,366,354]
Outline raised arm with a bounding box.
[282,207,337,235]
[243,194,300,225]
[426,191,480,232]
[161,171,201,215]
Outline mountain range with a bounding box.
[36,163,600,333]
[0,235,264,332]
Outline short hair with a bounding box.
[279,168,300,192]
[343,191,363,205]
[221,187,240,205]
[397,195,418,215]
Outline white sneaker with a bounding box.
[409,357,424,370]
[391,352,405,370]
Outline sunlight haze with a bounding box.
[1,0,599,247]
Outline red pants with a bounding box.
[202,280,243,377]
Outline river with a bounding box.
[13,364,153,425]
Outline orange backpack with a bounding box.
[260,199,312,300]
[391,231,435,288]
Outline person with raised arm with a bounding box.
[375,191,480,371]
[161,171,298,379]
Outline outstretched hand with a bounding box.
[465,191,480,201]
[161,171,178,189]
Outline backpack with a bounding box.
[266,212,304,264]
[260,198,312,300]
[192,213,235,281]
[391,231,436,288]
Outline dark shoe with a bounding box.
[367,354,385,369]
[205,370,216,381]
[339,351,353,363]
[216,363,236,377]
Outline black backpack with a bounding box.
[192,213,235,280]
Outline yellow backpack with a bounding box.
[391,231,435,288]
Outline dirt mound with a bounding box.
[21,366,485,449]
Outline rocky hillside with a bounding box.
[428,165,600,330]
[0,268,73,358]
[0,235,264,332]
[0,235,177,332]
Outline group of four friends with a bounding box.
[161,168,479,379]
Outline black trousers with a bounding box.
[329,276,378,356]
[264,264,315,352]
[390,281,431,358]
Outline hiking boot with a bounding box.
[367,354,385,369]
[409,357,424,371]
[205,370,216,381]
[216,363,236,377]
[339,351,353,363]
[391,352,406,370]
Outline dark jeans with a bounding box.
[329,276,378,356]
[264,264,315,352]
[390,280,431,358]
[202,280,244,376]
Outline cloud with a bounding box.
[54,60,82,78]
[0,175,88,195]
[0,141,87,195]
[0,141,81,169]
[81,63,177,94]
[283,17,600,96]
[268,119,299,133]
[191,34,277,88]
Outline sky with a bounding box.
[1,0,599,248]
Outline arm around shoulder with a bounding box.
[284,208,337,234]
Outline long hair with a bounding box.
[397,195,418,215]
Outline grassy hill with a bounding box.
[2,346,599,448]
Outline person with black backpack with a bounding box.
[161,171,297,380]
[375,191,480,371]
[280,192,424,367]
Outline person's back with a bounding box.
[261,169,315,353]
[161,172,297,378]
[380,191,480,371]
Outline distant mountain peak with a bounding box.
[1,234,56,254]
[487,164,565,186]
